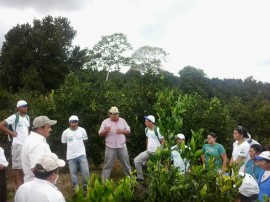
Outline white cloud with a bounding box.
[0,0,269,82]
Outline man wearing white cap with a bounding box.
[0,100,30,190]
[134,115,164,181]
[21,116,57,182]
[99,106,131,181]
[15,153,65,202]
[171,133,190,173]
[61,115,90,191]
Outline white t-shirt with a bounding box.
[171,145,190,173]
[21,131,51,182]
[15,178,65,202]
[6,114,30,145]
[61,127,88,160]
[146,127,164,152]
[0,147,8,167]
[232,140,250,172]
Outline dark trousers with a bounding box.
[0,168,7,202]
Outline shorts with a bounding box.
[11,144,23,169]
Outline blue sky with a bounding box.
[0,0,269,82]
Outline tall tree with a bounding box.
[129,46,168,74]
[91,33,132,81]
[0,15,88,92]
[178,66,212,98]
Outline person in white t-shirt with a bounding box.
[134,115,164,181]
[15,153,66,202]
[229,126,250,173]
[21,116,57,182]
[171,133,190,173]
[61,115,90,191]
[0,100,30,190]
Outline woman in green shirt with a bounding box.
[201,132,227,173]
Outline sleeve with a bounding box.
[123,119,130,132]
[5,114,16,125]
[0,147,9,167]
[82,128,88,140]
[61,130,67,143]
[98,120,106,134]
[219,144,226,154]
[202,145,206,152]
[157,127,164,139]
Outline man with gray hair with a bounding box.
[21,116,57,182]
[15,152,66,202]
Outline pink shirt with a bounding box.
[99,117,130,148]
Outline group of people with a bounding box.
[0,100,91,201]
[0,101,269,202]
[197,126,270,202]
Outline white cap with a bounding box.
[255,151,270,161]
[109,107,120,114]
[17,100,28,108]
[238,172,259,197]
[176,133,185,139]
[69,115,79,122]
[33,116,57,128]
[145,115,155,123]
[36,153,65,172]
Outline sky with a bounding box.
[0,0,270,83]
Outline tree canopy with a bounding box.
[0,15,89,92]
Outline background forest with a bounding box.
[0,15,270,167]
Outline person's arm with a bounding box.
[0,120,17,137]
[221,153,227,172]
[116,129,130,135]
[99,126,111,137]
[201,154,205,163]
[160,138,165,147]
[116,119,130,136]
[229,156,233,167]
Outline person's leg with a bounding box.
[0,167,7,202]
[68,158,79,189]
[78,155,90,189]
[11,144,24,191]
[117,145,131,177]
[134,150,150,180]
[102,146,117,181]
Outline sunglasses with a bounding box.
[109,113,119,115]
[70,120,78,123]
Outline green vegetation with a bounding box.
[1,15,270,202]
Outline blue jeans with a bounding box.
[68,155,90,189]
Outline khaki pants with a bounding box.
[102,145,131,181]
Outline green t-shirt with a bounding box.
[202,143,226,169]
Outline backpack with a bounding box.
[145,125,160,142]
[7,113,30,142]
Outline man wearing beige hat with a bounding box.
[99,106,131,181]
[0,100,30,190]
[21,116,57,182]
[15,153,65,202]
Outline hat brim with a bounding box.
[48,120,57,126]
[254,156,269,160]
[57,159,66,167]
[18,104,28,108]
